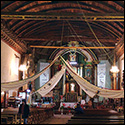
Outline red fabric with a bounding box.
[68,106,70,108]
[63,103,65,106]
[80,104,84,108]
[60,95,63,99]
[58,65,62,71]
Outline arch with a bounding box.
[50,47,98,62]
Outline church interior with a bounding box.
[1,1,124,124]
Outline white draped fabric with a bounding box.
[36,65,66,96]
[1,56,59,91]
[60,56,124,98]
[1,54,124,99]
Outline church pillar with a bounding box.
[92,60,99,85]
[94,65,97,86]
[63,71,66,95]
[66,83,69,93]
[79,66,83,95]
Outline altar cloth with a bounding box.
[62,102,77,109]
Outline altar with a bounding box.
[59,91,78,109]
[62,102,77,109]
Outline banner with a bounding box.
[40,62,50,87]
[97,64,106,88]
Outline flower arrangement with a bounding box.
[67,106,71,109]
[67,106,71,114]
[63,103,65,106]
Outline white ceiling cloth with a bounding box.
[60,56,124,98]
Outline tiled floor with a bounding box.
[41,114,73,124]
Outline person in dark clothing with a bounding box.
[90,98,95,108]
[18,99,30,124]
[75,103,84,115]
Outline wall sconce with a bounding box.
[1,91,5,95]
[110,65,119,73]
[110,51,119,74]
[110,50,119,90]
[18,64,27,71]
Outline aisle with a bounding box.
[41,114,73,124]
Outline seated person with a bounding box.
[75,103,84,114]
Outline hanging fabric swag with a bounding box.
[1,55,124,99]
[36,65,66,96]
[60,56,124,98]
[1,56,59,91]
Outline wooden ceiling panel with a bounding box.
[1,1,124,61]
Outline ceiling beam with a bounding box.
[20,37,117,43]
[1,12,124,21]
[1,23,27,54]
[30,45,115,49]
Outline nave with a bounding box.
[1,1,124,124]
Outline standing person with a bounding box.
[18,99,30,124]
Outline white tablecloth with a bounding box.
[62,102,77,109]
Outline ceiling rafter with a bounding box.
[1,1,124,61]
[1,23,27,54]
[12,19,122,40]
[1,12,124,21]
[18,20,50,37]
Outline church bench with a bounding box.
[68,119,124,122]
[1,115,15,124]
[1,116,8,124]
[71,115,124,120]
[66,122,124,124]
[66,119,124,124]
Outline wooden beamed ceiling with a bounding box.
[1,1,124,62]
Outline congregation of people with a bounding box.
[77,97,124,113]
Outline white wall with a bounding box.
[1,40,21,97]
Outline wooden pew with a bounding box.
[1,114,15,124]
[67,120,124,124]
[1,116,8,124]
[67,109,124,124]
[67,117,124,124]
[71,115,124,120]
